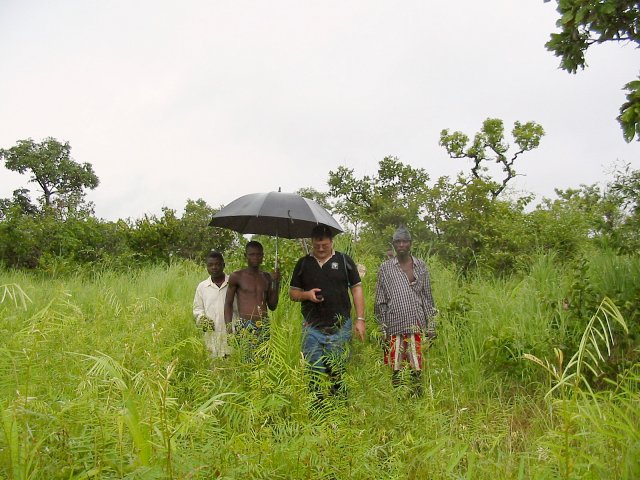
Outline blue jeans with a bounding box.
[302,318,352,378]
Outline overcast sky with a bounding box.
[1,0,638,221]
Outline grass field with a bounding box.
[0,251,638,479]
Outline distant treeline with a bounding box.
[1,138,638,274]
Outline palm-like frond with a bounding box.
[72,351,132,392]
[525,297,629,398]
[555,297,628,395]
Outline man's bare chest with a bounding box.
[239,272,268,294]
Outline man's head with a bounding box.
[311,225,334,241]
[391,225,412,256]
[311,225,334,261]
[245,240,264,268]
[206,250,225,278]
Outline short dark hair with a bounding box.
[206,250,224,262]
[311,225,334,240]
[246,240,263,252]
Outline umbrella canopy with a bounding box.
[209,191,343,239]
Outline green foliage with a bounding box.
[0,189,38,220]
[545,0,639,71]
[0,283,31,310]
[564,252,640,377]
[440,118,544,199]
[427,177,534,273]
[545,0,640,141]
[620,78,640,142]
[524,296,636,479]
[126,208,182,263]
[0,208,132,270]
[526,297,628,397]
[125,201,237,264]
[0,196,238,270]
[529,189,596,258]
[327,156,432,239]
[531,170,640,256]
[0,254,638,478]
[325,156,537,273]
[567,298,628,393]
[0,137,99,209]
[174,199,235,260]
[295,187,332,210]
[609,164,640,251]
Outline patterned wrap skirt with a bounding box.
[384,333,423,371]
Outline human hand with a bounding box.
[271,269,281,283]
[310,288,324,302]
[354,319,366,341]
[200,317,215,332]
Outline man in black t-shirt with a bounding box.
[289,225,365,398]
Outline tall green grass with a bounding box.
[0,251,637,479]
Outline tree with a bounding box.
[296,187,332,210]
[425,175,534,272]
[439,118,544,199]
[327,156,432,241]
[1,137,99,209]
[608,163,640,251]
[531,184,608,257]
[0,188,38,220]
[610,163,640,214]
[122,200,238,263]
[544,0,640,141]
[177,199,237,260]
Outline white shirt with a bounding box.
[193,274,235,358]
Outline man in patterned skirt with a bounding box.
[374,226,437,396]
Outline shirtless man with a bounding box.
[224,241,280,336]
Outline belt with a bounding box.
[313,324,341,335]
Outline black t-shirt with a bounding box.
[290,252,361,328]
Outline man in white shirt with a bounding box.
[193,250,234,359]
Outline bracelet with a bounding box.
[356,317,365,321]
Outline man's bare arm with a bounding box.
[289,287,322,302]
[351,284,366,341]
[224,274,238,326]
[266,271,280,311]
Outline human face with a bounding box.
[392,238,411,256]
[245,246,264,268]
[206,257,224,279]
[312,236,333,261]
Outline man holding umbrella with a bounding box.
[224,241,280,352]
[289,225,366,399]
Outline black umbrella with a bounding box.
[209,191,343,266]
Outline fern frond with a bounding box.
[161,336,203,357]
[72,351,132,391]
[172,392,236,439]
